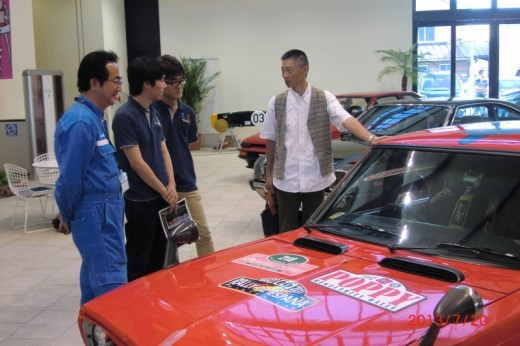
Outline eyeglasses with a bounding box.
[106,78,123,86]
[165,79,187,87]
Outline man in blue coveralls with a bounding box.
[54,50,127,305]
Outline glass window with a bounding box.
[453,106,490,125]
[456,25,489,98]
[494,105,520,120]
[499,24,520,96]
[414,1,520,98]
[416,0,449,11]
[418,26,456,98]
[498,0,520,8]
[457,0,491,9]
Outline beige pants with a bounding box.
[178,189,215,256]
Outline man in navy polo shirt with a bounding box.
[154,54,215,256]
[112,57,177,281]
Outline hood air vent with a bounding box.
[379,257,465,283]
[293,236,347,255]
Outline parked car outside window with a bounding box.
[418,71,462,98]
[501,88,520,106]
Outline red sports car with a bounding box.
[79,121,520,345]
[238,91,421,168]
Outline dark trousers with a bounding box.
[275,189,324,233]
[124,197,168,281]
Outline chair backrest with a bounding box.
[33,152,59,186]
[3,163,32,197]
[34,152,56,163]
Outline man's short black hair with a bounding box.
[127,56,164,96]
[281,49,309,67]
[77,50,119,92]
[157,55,185,79]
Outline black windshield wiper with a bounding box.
[388,244,433,253]
[436,242,520,261]
[388,242,520,261]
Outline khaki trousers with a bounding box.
[178,189,215,256]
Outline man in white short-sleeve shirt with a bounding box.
[261,49,383,233]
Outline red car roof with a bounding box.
[335,91,421,98]
[380,120,520,152]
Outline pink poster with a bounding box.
[0,0,12,79]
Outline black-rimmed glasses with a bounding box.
[165,79,187,87]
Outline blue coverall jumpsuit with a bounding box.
[54,96,127,305]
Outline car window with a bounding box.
[493,105,520,120]
[360,105,449,134]
[319,149,520,266]
[452,106,490,125]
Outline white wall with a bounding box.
[0,0,412,131]
[0,0,36,120]
[159,0,412,139]
[32,0,126,112]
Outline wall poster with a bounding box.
[0,0,12,79]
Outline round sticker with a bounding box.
[251,110,266,127]
[268,254,308,264]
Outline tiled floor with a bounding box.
[0,148,264,345]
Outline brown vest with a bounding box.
[273,87,333,180]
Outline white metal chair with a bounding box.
[33,152,60,187]
[3,163,54,233]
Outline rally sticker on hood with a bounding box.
[232,253,317,276]
[311,270,425,312]
[220,277,318,312]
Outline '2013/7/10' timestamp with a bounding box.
[408,314,488,327]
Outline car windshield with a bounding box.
[315,147,520,267]
[358,105,449,135]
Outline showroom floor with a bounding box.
[0,148,264,345]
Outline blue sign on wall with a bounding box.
[5,123,18,136]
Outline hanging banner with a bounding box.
[0,0,12,79]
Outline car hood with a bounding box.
[240,132,265,146]
[80,230,518,345]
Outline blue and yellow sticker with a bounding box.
[220,277,318,312]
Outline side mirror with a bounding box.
[163,220,199,269]
[420,285,483,346]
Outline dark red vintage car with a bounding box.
[79,121,520,345]
[238,91,421,168]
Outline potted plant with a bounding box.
[376,44,423,91]
[0,168,13,198]
[180,57,221,150]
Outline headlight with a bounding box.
[81,320,116,346]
